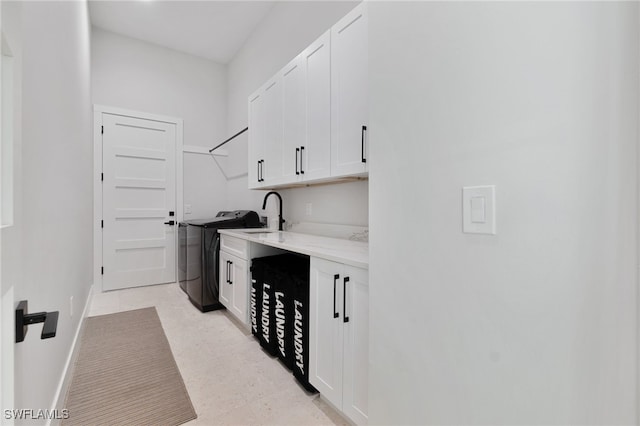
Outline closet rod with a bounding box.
[209,127,248,153]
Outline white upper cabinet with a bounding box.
[331,2,368,176]
[302,29,332,181]
[247,2,368,189]
[282,55,306,183]
[262,77,284,185]
[248,90,264,189]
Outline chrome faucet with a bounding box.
[262,191,285,231]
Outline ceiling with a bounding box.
[88,1,276,64]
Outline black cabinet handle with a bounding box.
[164,220,175,226]
[333,274,339,319]
[296,148,300,175]
[226,260,231,284]
[343,277,350,323]
[258,160,264,182]
[229,261,233,284]
[361,126,367,163]
[300,146,305,174]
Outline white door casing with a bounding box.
[0,30,15,422]
[95,107,183,291]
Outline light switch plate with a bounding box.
[463,185,496,235]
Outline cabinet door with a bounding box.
[282,55,305,183]
[229,253,248,325]
[342,265,369,425]
[303,30,331,181]
[219,251,232,308]
[262,76,284,185]
[331,3,368,177]
[248,89,264,189]
[309,257,344,408]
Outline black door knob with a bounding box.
[164,220,175,226]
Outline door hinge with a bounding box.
[101,220,103,228]
[101,126,104,134]
[101,267,104,275]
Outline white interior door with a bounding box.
[102,113,177,291]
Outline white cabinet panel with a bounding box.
[248,91,264,189]
[309,257,369,425]
[220,238,284,327]
[229,253,248,322]
[331,3,368,176]
[342,264,369,425]
[282,56,306,182]
[219,250,232,308]
[309,257,344,407]
[219,251,249,324]
[303,30,331,181]
[220,234,249,259]
[263,77,284,185]
[247,3,368,190]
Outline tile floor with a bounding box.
[88,283,348,426]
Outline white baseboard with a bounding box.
[46,283,95,426]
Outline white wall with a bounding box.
[1,0,93,414]
[369,2,638,424]
[225,1,368,227]
[91,28,228,220]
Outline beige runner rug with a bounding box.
[63,307,197,426]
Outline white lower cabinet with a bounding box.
[219,234,283,326]
[309,257,369,425]
[219,251,248,322]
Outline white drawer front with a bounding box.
[220,235,249,259]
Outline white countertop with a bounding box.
[218,229,369,269]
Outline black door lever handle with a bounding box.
[16,300,59,343]
[164,220,175,225]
